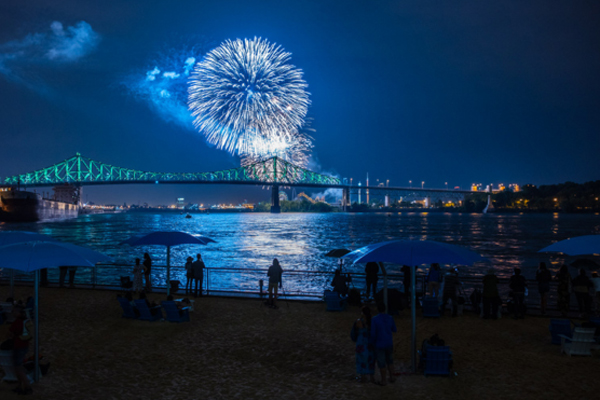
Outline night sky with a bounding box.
[1,1,599,205]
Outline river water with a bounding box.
[1,211,599,295]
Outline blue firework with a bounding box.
[188,37,310,158]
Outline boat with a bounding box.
[0,184,80,222]
[185,213,192,219]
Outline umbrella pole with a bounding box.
[166,246,171,297]
[34,269,40,382]
[411,265,416,373]
[378,262,388,314]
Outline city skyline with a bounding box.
[1,1,599,205]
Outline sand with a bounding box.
[0,287,598,400]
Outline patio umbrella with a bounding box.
[0,240,111,382]
[342,239,487,373]
[325,248,352,272]
[569,258,600,270]
[538,235,600,256]
[121,231,216,296]
[0,231,59,297]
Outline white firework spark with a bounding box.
[188,37,311,160]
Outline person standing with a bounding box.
[365,262,379,299]
[353,306,375,383]
[572,268,593,318]
[370,303,397,386]
[535,262,552,315]
[143,252,152,292]
[132,258,144,294]
[554,265,572,317]
[427,263,441,297]
[184,256,194,295]
[267,258,283,309]
[331,269,351,296]
[509,268,527,319]
[441,268,461,317]
[68,266,77,288]
[192,254,205,297]
[482,268,499,319]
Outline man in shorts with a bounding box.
[370,302,397,385]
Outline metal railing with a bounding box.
[0,264,582,312]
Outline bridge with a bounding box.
[2,153,483,213]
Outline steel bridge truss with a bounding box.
[3,153,341,187]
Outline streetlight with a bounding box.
[445,182,448,190]
[421,181,424,189]
[409,180,412,188]
[386,179,389,187]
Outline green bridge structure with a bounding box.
[2,153,482,213]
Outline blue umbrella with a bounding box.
[121,231,216,295]
[342,239,486,373]
[0,240,111,382]
[539,235,600,256]
[0,231,60,297]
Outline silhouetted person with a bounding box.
[572,268,593,317]
[192,253,205,297]
[365,262,379,299]
[331,269,351,296]
[482,268,499,319]
[535,262,552,315]
[554,265,572,317]
[267,258,283,309]
[509,268,527,319]
[143,253,152,292]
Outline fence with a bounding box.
[0,264,583,313]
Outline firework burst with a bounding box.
[188,37,311,160]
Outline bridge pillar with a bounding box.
[271,185,281,214]
[342,187,350,211]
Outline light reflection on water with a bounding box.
[1,211,600,289]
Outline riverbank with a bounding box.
[1,287,597,399]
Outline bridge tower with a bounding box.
[342,187,350,212]
[271,185,281,213]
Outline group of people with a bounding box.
[481,263,600,319]
[352,303,397,386]
[426,263,463,317]
[131,253,207,298]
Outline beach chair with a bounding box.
[117,297,138,319]
[161,301,190,323]
[422,297,440,318]
[558,327,597,356]
[324,290,347,311]
[418,346,453,377]
[0,350,37,384]
[134,300,162,321]
[549,319,572,345]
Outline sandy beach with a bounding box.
[0,286,598,400]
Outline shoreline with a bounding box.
[1,287,598,399]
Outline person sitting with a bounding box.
[331,269,351,297]
[139,292,159,315]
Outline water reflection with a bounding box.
[1,211,600,286]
